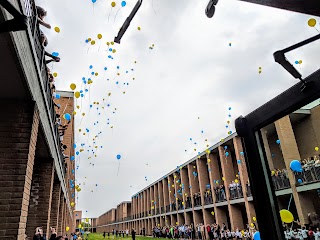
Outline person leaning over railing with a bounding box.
[36,6,51,47]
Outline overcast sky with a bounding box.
[37,0,320,218]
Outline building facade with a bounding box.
[96,104,320,235]
[0,1,76,238]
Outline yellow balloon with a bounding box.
[108,92,112,96]
[111,2,116,7]
[138,26,141,31]
[73,111,76,115]
[70,83,76,90]
[271,170,275,176]
[207,159,211,163]
[235,179,239,183]
[66,226,70,232]
[75,92,80,98]
[91,40,96,45]
[76,105,80,109]
[86,218,89,222]
[253,217,256,222]
[97,34,102,39]
[308,18,316,27]
[106,42,110,46]
[222,177,225,181]
[78,224,82,229]
[205,149,210,154]
[54,26,60,33]
[53,72,58,77]
[299,60,302,64]
[111,42,114,45]
[88,38,92,41]
[315,147,319,151]
[79,129,82,132]
[250,223,254,227]
[70,202,75,207]
[82,113,85,116]
[88,80,93,84]
[95,72,98,76]
[112,49,116,53]
[280,209,294,223]
[211,211,214,216]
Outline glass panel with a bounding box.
[259,98,320,238]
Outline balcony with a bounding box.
[193,194,202,207]
[166,205,170,213]
[185,198,192,209]
[294,163,320,186]
[204,194,214,205]
[160,206,164,214]
[214,188,227,203]
[229,187,244,200]
[272,173,291,190]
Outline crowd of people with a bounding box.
[33,227,80,240]
[148,223,259,240]
[228,181,243,200]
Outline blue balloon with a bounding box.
[225,152,229,157]
[72,169,75,174]
[55,94,60,99]
[80,90,83,93]
[224,146,228,150]
[117,154,121,160]
[70,156,75,161]
[92,0,96,2]
[104,67,108,70]
[276,139,281,144]
[121,1,126,7]
[290,160,303,172]
[80,94,84,97]
[295,60,299,64]
[240,151,244,156]
[52,52,59,57]
[253,231,261,240]
[85,39,89,43]
[297,178,303,184]
[76,151,79,155]
[89,65,93,69]
[73,144,77,149]
[237,159,241,164]
[64,113,71,121]
[91,72,94,75]
[117,66,120,69]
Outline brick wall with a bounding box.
[26,159,55,238]
[0,102,39,240]
[50,180,61,231]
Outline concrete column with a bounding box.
[218,146,235,200]
[233,137,257,226]
[0,103,39,240]
[158,181,164,213]
[162,179,169,211]
[26,159,55,238]
[181,167,189,205]
[275,116,313,224]
[168,175,175,210]
[58,194,65,234]
[197,158,210,206]
[261,129,275,170]
[150,186,154,215]
[50,179,61,230]
[188,164,199,207]
[207,153,222,202]
[154,184,158,214]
